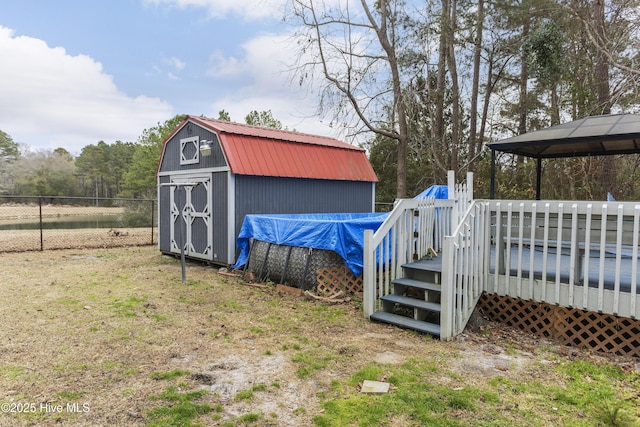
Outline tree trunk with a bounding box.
[550,86,560,126]
[370,0,408,198]
[433,0,450,178]
[594,0,616,198]
[447,0,460,172]
[517,17,530,166]
[468,0,484,172]
[518,19,529,136]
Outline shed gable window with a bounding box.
[180,137,200,165]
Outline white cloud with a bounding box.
[206,50,244,78]
[163,56,185,80]
[0,26,174,153]
[165,56,186,71]
[143,0,284,20]
[206,33,301,95]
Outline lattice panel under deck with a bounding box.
[478,293,640,358]
[316,266,363,296]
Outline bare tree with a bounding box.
[286,0,412,198]
[446,0,460,171]
[467,0,484,171]
[565,0,640,197]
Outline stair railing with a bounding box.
[363,171,473,319]
[363,197,444,317]
[440,200,490,339]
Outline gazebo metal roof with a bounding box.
[486,114,640,159]
[486,113,640,199]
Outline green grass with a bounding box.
[487,360,640,427]
[218,299,248,311]
[57,297,81,307]
[150,313,167,322]
[150,369,190,381]
[234,389,255,401]
[147,367,212,427]
[236,412,262,424]
[56,391,85,400]
[96,252,118,260]
[313,359,506,427]
[553,360,639,426]
[112,296,146,317]
[235,383,268,401]
[177,296,206,305]
[292,350,336,378]
[0,365,24,379]
[147,386,212,427]
[312,305,347,322]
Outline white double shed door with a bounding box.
[169,174,213,260]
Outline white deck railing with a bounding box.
[486,200,640,319]
[362,172,473,319]
[440,199,640,338]
[440,200,490,338]
[364,174,640,338]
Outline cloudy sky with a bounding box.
[0,0,338,154]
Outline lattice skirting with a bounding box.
[478,293,640,358]
[316,266,363,296]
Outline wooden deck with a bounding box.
[363,172,640,355]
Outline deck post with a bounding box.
[363,229,376,319]
[440,236,455,339]
[448,171,457,228]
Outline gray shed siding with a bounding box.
[158,125,226,173]
[158,175,172,253]
[211,171,229,263]
[232,175,374,259]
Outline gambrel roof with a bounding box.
[160,115,378,182]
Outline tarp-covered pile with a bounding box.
[233,212,388,276]
[232,185,449,277]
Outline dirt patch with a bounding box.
[0,247,637,426]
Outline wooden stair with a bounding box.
[370,256,443,337]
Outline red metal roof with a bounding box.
[184,116,378,182]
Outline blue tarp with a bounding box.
[232,212,388,276]
[232,185,449,276]
[414,185,448,200]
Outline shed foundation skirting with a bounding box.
[478,293,640,357]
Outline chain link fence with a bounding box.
[0,196,156,252]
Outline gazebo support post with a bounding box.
[490,149,496,199]
[536,158,542,200]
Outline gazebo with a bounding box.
[486,113,640,199]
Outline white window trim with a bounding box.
[180,136,199,165]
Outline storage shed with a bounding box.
[156,115,378,265]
